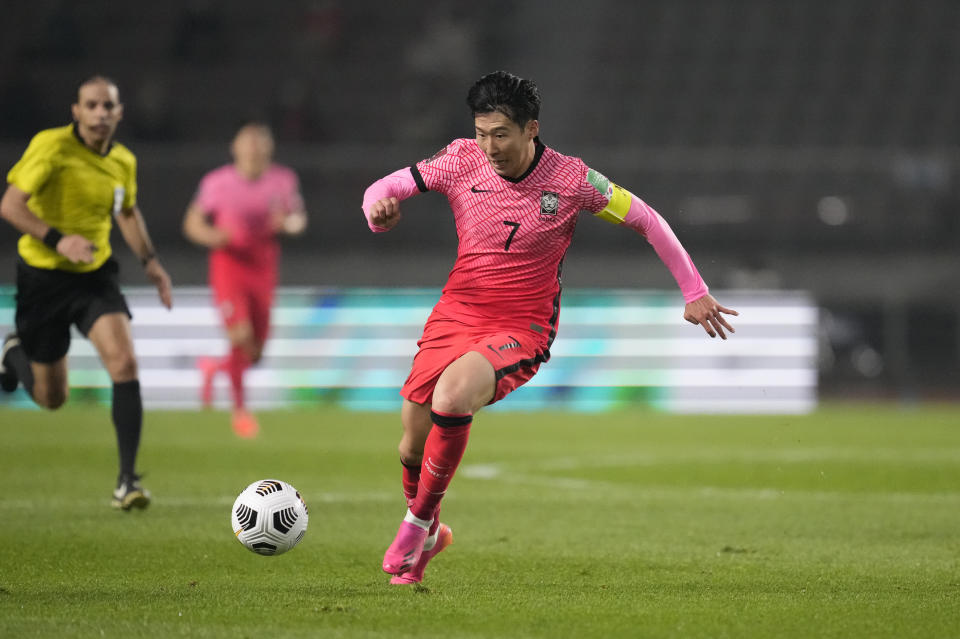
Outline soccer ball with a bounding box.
[231,479,309,556]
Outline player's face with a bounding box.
[232,126,274,179]
[71,81,123,148]
[475,111,539,179]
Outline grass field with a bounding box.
[1,403,958,638]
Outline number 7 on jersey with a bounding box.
[502,220,520,251]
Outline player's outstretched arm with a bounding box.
[684,293,738,339]
[588,175,738,338]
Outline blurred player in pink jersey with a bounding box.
[362,71,738,585]
[183,123,306,438]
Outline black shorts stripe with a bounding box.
[410,166,428,193]
[494,348,550,381]
[430,411,473,428]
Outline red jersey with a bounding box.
[193,164,302,276]
[412,138,608,332]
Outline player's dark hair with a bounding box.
[466,71,541,127]
[233,116,273,133]
[76,75,119,101]
[234,120,273,137]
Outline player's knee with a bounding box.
[46,392,67,410]
[36,386,68,410]
[398,444,423,466]
[430,386,473,415]
[108,352,139,381]
[432,378,475,414]
[230,336,259,362]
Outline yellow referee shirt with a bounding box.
[7,124,137,272]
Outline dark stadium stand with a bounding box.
[0,0,957,398]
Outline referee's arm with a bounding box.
[115,205,173,309]
[0,184,95,264]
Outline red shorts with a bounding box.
[400,311,552,406]
[210,263,275,343]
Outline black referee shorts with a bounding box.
[14,257,132,363]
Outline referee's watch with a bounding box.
[141,252,156,266]
[42,227,64,249]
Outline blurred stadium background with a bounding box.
[1,0,958,406]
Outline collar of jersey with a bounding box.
[500,137,546,184]
[71,122,115,157]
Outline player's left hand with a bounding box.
[145,259,173,309]
[271,208,307,235]
[684,294,738,339]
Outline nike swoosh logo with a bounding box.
[471,186,492,193]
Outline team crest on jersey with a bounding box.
[540,191,560,220]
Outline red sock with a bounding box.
[400,458,440,536]
[400,458,420,505]
[225,346,251,410]
[409,410,472,521]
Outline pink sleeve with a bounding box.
[361,168,420,232]
[623,196,709,303]
[194,173,216,213]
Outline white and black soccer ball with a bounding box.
[231,479,308,556]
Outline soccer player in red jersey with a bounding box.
[362,71,738,584]
[183,123,306,438]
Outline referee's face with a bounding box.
[72,81,123,151]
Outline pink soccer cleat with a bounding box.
[231,408,260,439]
[382,520,430,575]
[390,523,453,585]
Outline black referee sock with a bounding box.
[112,380,143,477]
[4,341,35,396]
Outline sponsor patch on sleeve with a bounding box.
[422,146,448,165]
[587,168,613,199]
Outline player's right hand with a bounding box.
[57,234,97,264]
[367,197,402,231]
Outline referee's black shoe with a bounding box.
[0,334,19,393]
[112,473,151,511]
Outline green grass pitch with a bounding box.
[1,403,958,638]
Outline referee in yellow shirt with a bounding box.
[0,76,173,510]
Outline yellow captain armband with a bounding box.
[586,168,632,225]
